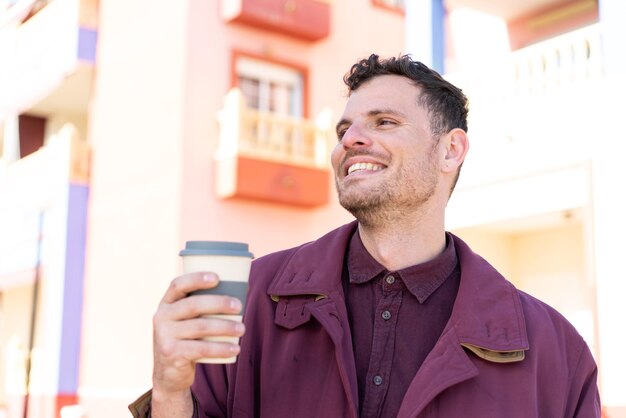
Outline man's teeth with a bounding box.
[347,162,383,175]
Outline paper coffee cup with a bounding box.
[180,241,253,364]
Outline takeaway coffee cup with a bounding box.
[180,241,254,364]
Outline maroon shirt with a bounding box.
[343,231,460,418]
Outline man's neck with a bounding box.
[357,214,446,271]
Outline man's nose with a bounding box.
[340,124,372,149]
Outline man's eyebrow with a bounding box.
[367,108,408,118]
[336,108,408,134]
[335,118,350,134]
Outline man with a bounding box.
[130,54,600,417]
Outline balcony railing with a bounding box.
[446,23,603,107]
[0,0,97,120]
[445,23,606,187]
[0,124,88,281]
[216,88,333,169]
[215,88,333,206]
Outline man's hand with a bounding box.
[151,272,245,417]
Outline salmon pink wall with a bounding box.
[178,0,404,259]
[81,1,405,417]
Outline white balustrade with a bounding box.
[446,23,603,107]
[217,88,333,169]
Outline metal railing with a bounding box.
[216,88,333,169]
[446,23,603,107]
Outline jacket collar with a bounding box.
[266,222,529,358]
[449,233,529,356]
[266,222,358,298]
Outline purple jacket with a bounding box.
[131,221,600,417]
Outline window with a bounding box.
[18,114,46,158]
[235,55,305,117]
[0,113,46,163]
[373,0,404,12]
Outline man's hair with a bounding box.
[343,54,469,195]
[343,54,469,138]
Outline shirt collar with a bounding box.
[347,230,458,303]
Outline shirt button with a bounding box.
[373,375,383,386]
[381,310,392,320]
[385,275,395,284]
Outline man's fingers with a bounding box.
[161,316,246,340]
[153,274,245,369]
[193,339,241,361]
[159,294,242,322]
[160,272,219,304]
[157,337,242,364]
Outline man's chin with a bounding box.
[339,196,383,220]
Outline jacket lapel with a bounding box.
[397,327,478,418]
[308,296,359,418]
[267,222,359,418]
[398,234,529,417]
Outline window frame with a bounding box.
[372,0,405,14]
[231,50,310,118]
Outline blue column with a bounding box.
[57,183,88,400]
[431,0,445,74]
[404,0,445,74]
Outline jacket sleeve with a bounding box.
[127,389,201,418]
[567,341,601,418]
[128,389,152,418]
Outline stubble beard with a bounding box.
[337,157,439,228]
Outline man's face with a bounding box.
[331,75,442,224]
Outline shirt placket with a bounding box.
[360,273,404,418]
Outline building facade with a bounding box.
[0,0,624,417]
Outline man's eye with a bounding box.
[378,119,395,126]
[337,129,347,140]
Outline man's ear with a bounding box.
[440,128,469,173]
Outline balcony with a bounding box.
[0,0,97,121]
[0,124,88,418]
[0,124,89,287]
[221,0,330,42]
[215,88,333,207]
[447,24,602,104]
[445,23,604,184]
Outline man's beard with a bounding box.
[339,184,396,227]
[337,162,438,228]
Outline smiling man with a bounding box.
[131,54,600,418]
[332,70,465,269]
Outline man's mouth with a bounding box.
[347,162,385,176]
